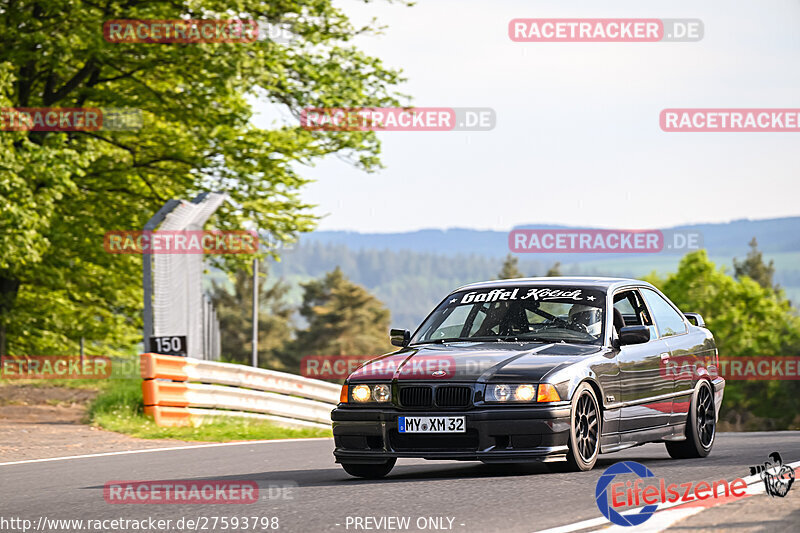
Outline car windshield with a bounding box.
[412,286,606,345]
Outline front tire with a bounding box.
[666,381,715,459]
[340,458,396,479]
[564,383,600,471]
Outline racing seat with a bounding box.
[613,308,625,335]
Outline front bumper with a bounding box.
[331,405,571,464]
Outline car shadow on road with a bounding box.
[82,462,567,492]
[81,449,704,493]
[82,455,680,492]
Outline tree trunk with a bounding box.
[0,323,6,358]
[0,275,21,356]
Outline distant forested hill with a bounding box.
[299,217,800,257]
[268,217,800,328]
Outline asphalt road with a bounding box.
[1,432,799,533]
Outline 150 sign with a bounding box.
[150,336,187,356]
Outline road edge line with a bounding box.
[0,437,333,467]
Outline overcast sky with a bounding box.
[255,0,800,233]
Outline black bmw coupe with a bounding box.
[332,277,724,478]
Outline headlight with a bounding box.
[348,384,392,403]
[515,384,536,402]
[493,384,511,402]
[485,384,538,402]
[373,384,391,402]
[352,384,372,402]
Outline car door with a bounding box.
[614,288,673,432]
[639,288,691,427]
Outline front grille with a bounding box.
[436,386,472,407]
[389,429,479,451]
[399,386,432,407]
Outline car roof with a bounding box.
[453,276,656,293]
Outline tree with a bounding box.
[650,250,799,357]
[498,254,524,279]
[210,264,294,370]
[545,262,562,277]
[0,1,404,355]
[646,250,800,429]
[733,237,777,291]
[288,267,392,369]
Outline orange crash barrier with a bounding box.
[141,353,192,426]
[138,352,339,429]
[143,406,192,427]
[141,379,189,407]
[140,352,189,381]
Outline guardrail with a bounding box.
[140,353,340,430]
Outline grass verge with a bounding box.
[88,379,332,441]
[0,378,109,390]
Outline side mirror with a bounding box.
[390,328,411,347]
[619,325,650,346]
[684,312,705,327]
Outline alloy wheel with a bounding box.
[696,384,715,448]
[575,392,599,461]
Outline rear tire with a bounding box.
[340,458,396,479]
[564,384,600,471]
[666,381,715,459]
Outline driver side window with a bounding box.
[428,305,470,340]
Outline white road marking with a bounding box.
[534,517,609,533]
[0,437,333,466]
[603,507,704,533]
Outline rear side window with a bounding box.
[641,288,688,338]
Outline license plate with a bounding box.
[398,416,465,433]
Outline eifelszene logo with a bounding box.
[595,461,658,527]
[596,461,749,526]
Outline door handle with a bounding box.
[660,352,670,361]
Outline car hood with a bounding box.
[347,341,603,383]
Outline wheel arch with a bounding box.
[576,378,604,412]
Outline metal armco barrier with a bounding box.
[140,353,340,429]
